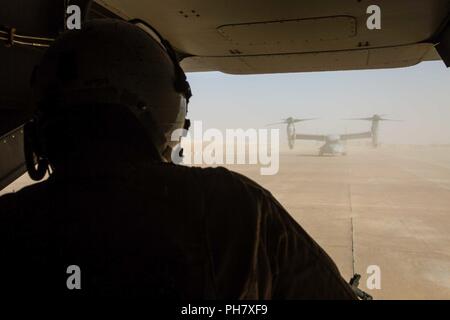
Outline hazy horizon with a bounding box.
[185,60,450,146]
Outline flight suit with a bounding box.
[0,162,356,299]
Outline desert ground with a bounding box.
[225,144,450,299]
[2,144,450,299]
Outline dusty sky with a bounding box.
[185,60,450,145]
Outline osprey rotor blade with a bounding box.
[379,118,401,121]
[343,117,374,121]
[265,121,287,127]
[292,117,318,123]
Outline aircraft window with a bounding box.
[179,61,450,299]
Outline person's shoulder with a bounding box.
[0,180,50,213]
[188,165,273,198]
[146,163,275,204]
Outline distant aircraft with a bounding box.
[267,114,399,156]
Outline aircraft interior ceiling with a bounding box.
[98,0,449,73]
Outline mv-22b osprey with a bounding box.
[267,115,398,156]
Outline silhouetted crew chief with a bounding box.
[0,19,356,299]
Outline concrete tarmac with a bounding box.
[226,145,450,299]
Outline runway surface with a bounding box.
[228,145,450,299]
[2,145,450,299]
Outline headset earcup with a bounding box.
[24,121,48,181]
